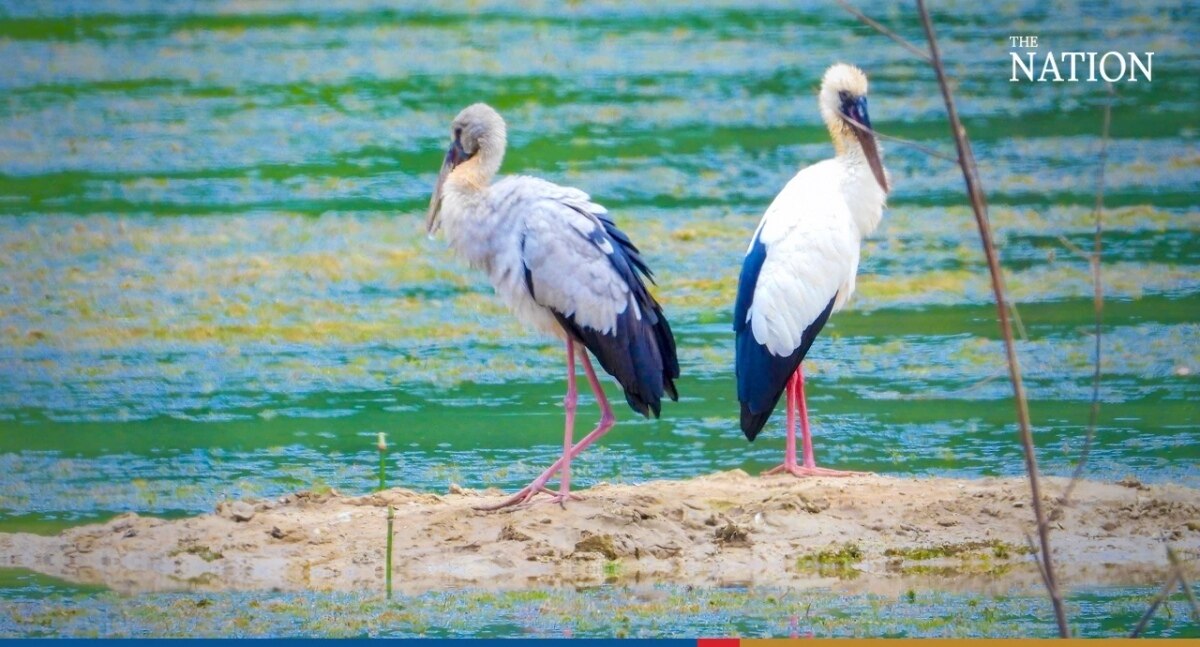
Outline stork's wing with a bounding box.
[733,164,858,439]
[505,177,679,418]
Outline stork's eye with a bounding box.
[838,90,851,103]
[454,127,463,140]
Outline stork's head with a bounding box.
[427,103,508,234]
[818,63,889,194]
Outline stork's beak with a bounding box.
[426,137,469,234]
[842,96,889,194]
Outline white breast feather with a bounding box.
[748,159,878,357]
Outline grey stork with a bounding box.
[426,103,679,509]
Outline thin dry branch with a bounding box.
[1055,234,1090,261]
[837,0,932,63]
[1009,301,1029,341]
[914,0,1070,637]
[842,113,960,163]
[1131,571,1182,637]
[945,367,1006,398]
[1166,546,1200,621]
[1023,531,1052,592]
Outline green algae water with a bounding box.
[0,0,1196,638]
[0,574,1196,638]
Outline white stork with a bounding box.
[734,63,890,476]
[426,103,679,509]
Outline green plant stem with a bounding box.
[377,432,388,492]
[378,449,386,492]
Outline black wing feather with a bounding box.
[525,210,679,418]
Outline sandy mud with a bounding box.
[3,471,1197,594]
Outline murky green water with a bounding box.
[0,568,1197,638]
[0,0,1197,637]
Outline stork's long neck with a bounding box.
[440,149,506,271]
[447,157,493,195]
[830,124,887,237]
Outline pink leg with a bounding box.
[559,339,578,499]
[798,368,816,469]
[764,365,868,478]
[787,371,799,469]
[476,344,616,511]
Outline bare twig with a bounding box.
[836,0,959,165]
[1166,546,1199,621]
[1023,531,1052,592]
[1008,301,1029,341]
[1061,83,1113,505]
[1055,234,1090,261]
[1131,571,1182,637]
[843,111,960,163]
[837,0,932,63]
[911,368,1004,400]
[915,0,1070,637]
[956,368,1006,395]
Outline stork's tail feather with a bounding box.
[740,398,780,442]
[734,295,836,441]
[654,302,680,403]
[735,332,798,440]
[555,296,678,419]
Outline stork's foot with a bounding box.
[474,484,581,511]
[537,491,583,508]
[473,484,550,511]
[763,464,869,478]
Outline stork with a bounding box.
[426,103,679,509]
[733,63,889,477]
